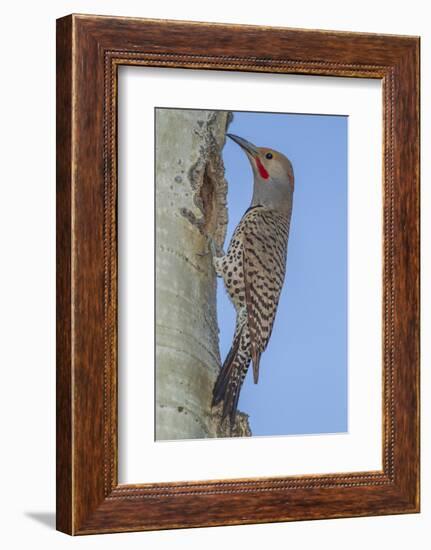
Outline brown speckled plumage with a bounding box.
[212,134,294,426]
[213,203,293,424]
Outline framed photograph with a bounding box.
[56,14,420,535]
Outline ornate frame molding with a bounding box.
[57,14,419,534]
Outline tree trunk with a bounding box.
[155,109,251,440]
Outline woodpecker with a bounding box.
[212,133,294,426]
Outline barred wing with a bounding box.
[242,209,290,380]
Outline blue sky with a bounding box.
[218,110,348,437]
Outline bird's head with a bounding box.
[227,133,294,213]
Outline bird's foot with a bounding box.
[196,235,224,258]
[196,247,209,258]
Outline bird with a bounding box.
[212,133,295,427]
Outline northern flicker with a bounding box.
[212,133,294,426]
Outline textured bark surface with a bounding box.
[155,109,251,440]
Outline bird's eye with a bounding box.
[265,152,273,159]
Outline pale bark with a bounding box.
[155,109,251,440]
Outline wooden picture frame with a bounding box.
[56,14,420,535]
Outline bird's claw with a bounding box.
[196,236,224,258]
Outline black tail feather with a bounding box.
[212,325,250,426]
[212,328,242,407]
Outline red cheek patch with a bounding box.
[255,158,269,180]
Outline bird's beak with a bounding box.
[226,133,259,158]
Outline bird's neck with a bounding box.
[251,177,293,215]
